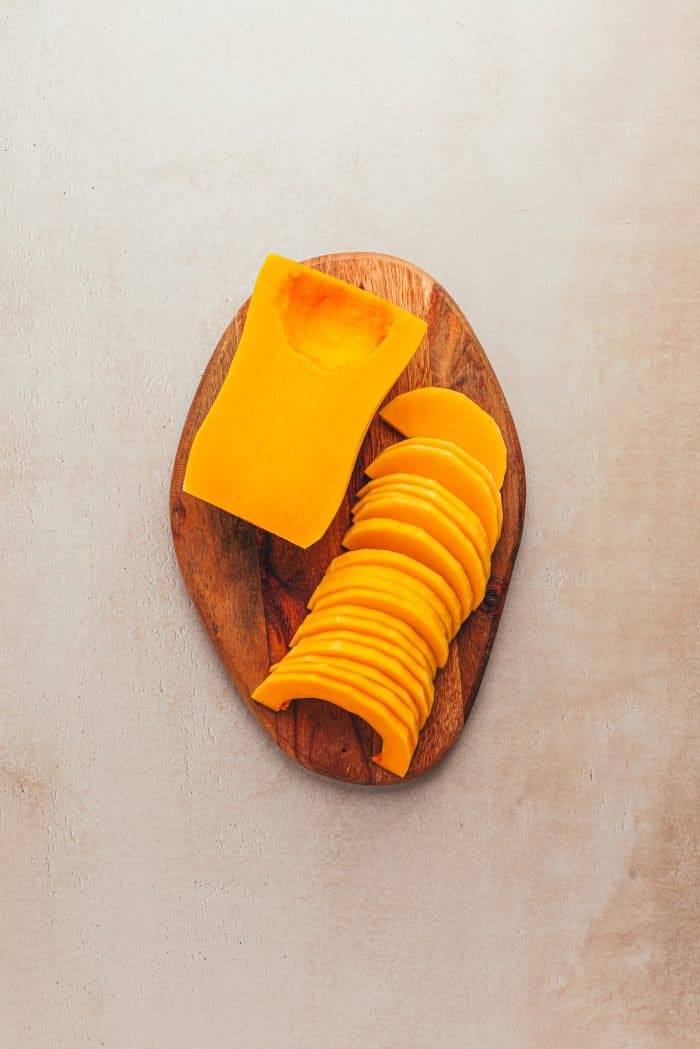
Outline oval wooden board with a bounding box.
[171,253,525,785]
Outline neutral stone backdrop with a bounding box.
[2,2,698,1047]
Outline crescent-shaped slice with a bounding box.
[352,496,487,608]
[380,387,507,488]
[342,519,473,618]
[291,605,437,674]
[366,439,500,548]
[252,670,415,776]
[326,548,462,636]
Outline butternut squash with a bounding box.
[312,587,449,667]
[287,628,434,711]
[365,438,501,549]
[380,387,508,488]
[184,254,426,547]
[342,519,473,618]
[252,670,415,776]
[267,658,418,740]
[310,563,453,638]
[326,550,462,635]
[291,606,438,674]
[413,437,504,535]
[355,474,490,576]
[278,637,429,725]
[352,494,488,607]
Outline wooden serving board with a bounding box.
[170,253,525,785]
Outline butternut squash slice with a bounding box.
[277,638,429,725]
[411,437,503,535]
[184,254,426,547]
[326,549,462,636]
[380,387,508,488]
[312,587,449,667]
[265,658,418,741]
[287,628,434,713]
[252,670,415,777]
[291,605,437,674]
[355,474,490,577]
[352,495,488,608]
[309,564,453,639]
[365,439,500,549]
[342,519,473,618]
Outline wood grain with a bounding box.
[170,253,526,784]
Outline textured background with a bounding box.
[2,2,699,1047]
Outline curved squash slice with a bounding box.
[380,387,508,488]
[352,495,487,608]
[355,474,490,577]
[326,549,462,635]
[184,254,427,548]
[312,587,449,667]
[252,670,415,777]
[342,519,473,618]
[267,657,418,742]
[366,439,500,549]
[278,639,429,725]
[289,627,434,710]
[291,605,437,674]
[311,563,453,638]
[411,437,503,535]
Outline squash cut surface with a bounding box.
[291,606,438,673]
[366,439,500,549]
[326,549,462,635]
[380,387,508,487]
[312,587,449,666]
[342,518,473,618]
[252,671,415,776]
[184,255,426,547]
[352,494,488,607]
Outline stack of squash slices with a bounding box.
[170,253,525,785]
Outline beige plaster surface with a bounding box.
[2,2,699,1046]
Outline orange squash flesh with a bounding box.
[326,549,462,635]
[342,518,473,618]
[291,606,438,674]
[365,439,500,549]
[310,563,453,638]
[265,657,418,741]
[355,475,491,577]
[287,628,434,712]
[380,387,508,488]
[352,494,488,608]
[410,437,503,535]
[242,358,512,775]
[184,255,426,547]
[252,670,415,777]
[277,638,429,725]
[312,587,449,667]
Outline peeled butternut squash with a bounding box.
[291,606,438,674]
[252,670,415,776]
[366,438,501,549]
[326,549,462,635]
[355,474,491,576]
[380,387,508,488]
[279,637,429,725]
[287,628,435,713]
[342,519,474,617]
[184,255,426,547]
[269,658,418,741]
[352,493,488,607]
[413,437,504,535]
[312,587,449,667]
[310,563,453,638]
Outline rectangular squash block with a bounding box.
[184,255,427,546]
